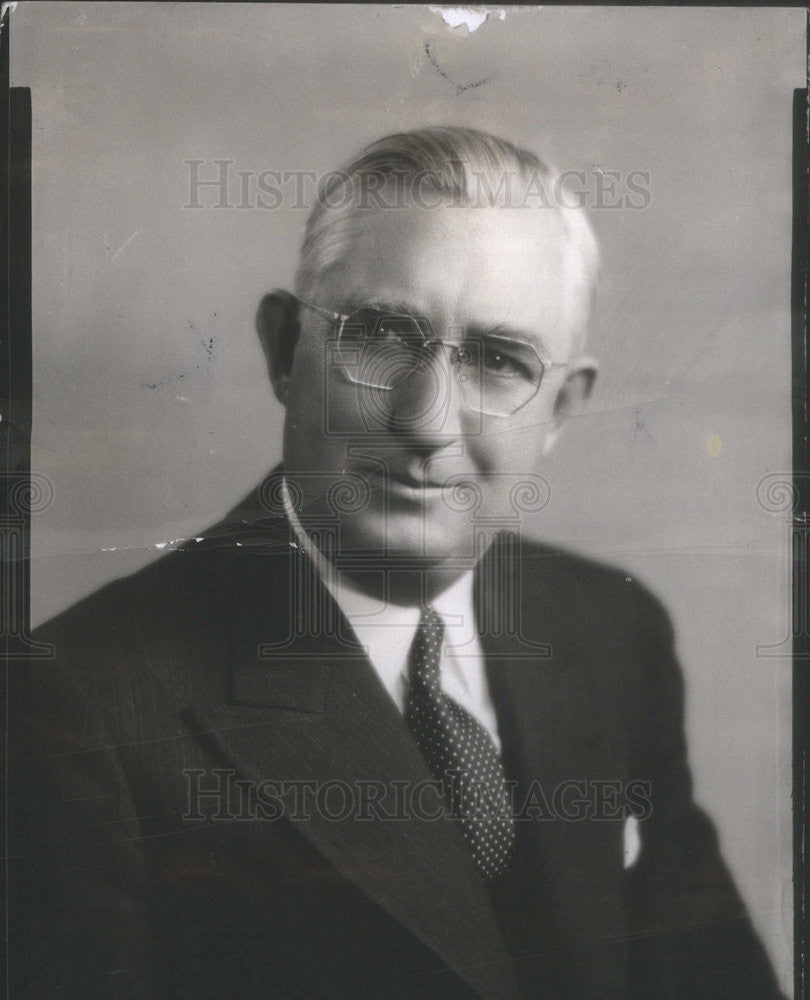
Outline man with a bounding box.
[8,127,784,998]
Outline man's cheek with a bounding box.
[321,377,380,435]
[446,458,544,527]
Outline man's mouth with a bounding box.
[358,462,447,492]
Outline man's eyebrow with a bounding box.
[341,297,419,316]
[472,322,551,355]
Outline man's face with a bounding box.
[278,202,590,569]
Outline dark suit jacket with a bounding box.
[7,478,785,999]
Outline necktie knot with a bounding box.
[418,604,444,634]
[408,605,445,689]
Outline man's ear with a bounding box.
[542,356,598,454]
[256,290,301,406]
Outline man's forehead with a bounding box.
[325,203,573,342]
[348,201,568,268]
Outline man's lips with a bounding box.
[358,464,447,490]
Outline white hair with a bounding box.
[294,126,600,342]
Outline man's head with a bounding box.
[258,127,599,592]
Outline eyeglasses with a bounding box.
[295,296,561,418]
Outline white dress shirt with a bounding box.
[281,479,501,750]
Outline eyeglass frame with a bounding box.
[291,293,567,418]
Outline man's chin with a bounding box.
[332,512,482,567]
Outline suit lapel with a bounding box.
[186,519,522,1000]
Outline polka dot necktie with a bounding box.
[405,605,515,880]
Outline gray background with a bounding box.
[13,4,803,991]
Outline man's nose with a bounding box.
[384,345,466,442]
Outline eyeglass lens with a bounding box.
[334,309,544,417]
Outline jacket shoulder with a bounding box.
[512,537,674,641]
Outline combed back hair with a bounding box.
[294,126,600,343]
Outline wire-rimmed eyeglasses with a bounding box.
[294,295,563,418]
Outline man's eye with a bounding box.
[371,314,425,342]
[377,319,409,341]
[483,348,521,376]
[342,310,412,342]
